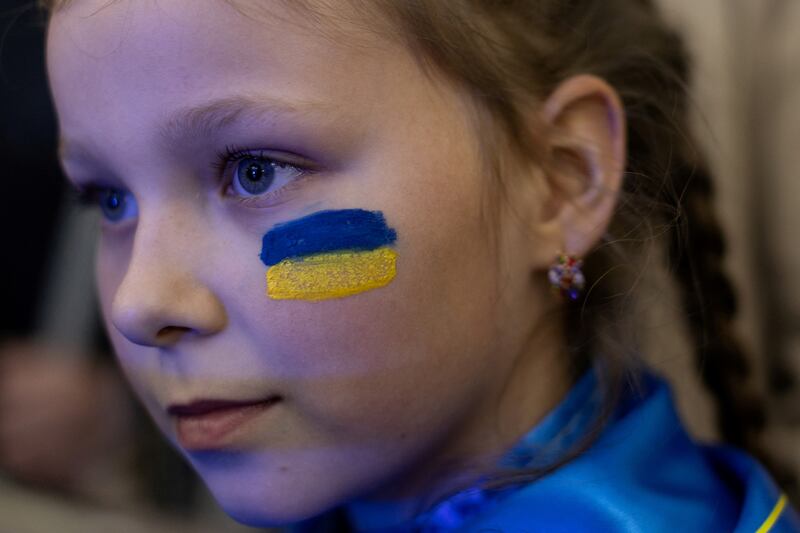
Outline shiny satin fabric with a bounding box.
[293,370,800,532]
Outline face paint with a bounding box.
[260,209,398,301]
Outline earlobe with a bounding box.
[537,74,627,261]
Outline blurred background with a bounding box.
[0,0,798,531]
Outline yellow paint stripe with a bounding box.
[266,247,397,301]
[756,494,787,533]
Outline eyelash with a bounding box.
[72,184,107,207]
[71,144,312,208]
[213,143,311,204]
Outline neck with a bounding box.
[345,317,572,530]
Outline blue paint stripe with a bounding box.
[260,209,397,266]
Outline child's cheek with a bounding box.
[260,209,398,301]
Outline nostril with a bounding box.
[110,274,227,346]
[155,326,191,344]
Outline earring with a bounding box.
[548,253,585,301]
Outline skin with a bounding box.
[46,0,625,527]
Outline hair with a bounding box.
[322,0,786,501]
[40,0,792,522]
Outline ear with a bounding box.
[531,74,626,267]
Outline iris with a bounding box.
[98,188,136,222]
[235,158,274,195]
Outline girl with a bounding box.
[41,0,800,531]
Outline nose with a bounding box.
[110,226,227,348]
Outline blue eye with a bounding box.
[233,158,276,196]
[97,188,138,222]
[216,145,309,201]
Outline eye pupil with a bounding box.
[106,193,121,210]
[246,163,263,181]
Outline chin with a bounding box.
[212,487,341,528]
[187,451,349,527]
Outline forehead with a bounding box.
[47,0,386,85]
[46,0,408,165]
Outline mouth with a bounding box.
[168,395,282,451]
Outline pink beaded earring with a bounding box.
[548,253,585,301]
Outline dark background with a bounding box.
[0,0,63,337]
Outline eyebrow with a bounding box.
[58,94,332,165]
[159,94,333,145]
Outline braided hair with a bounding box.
[321,0,783,489]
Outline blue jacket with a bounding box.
[296,371,800,532]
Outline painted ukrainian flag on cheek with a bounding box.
[260,209,398,301]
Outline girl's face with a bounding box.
[47,0,563,525]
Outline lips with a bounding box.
[168,396,281,450]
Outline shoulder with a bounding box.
[458,375,799,533]
[704,446,800,533]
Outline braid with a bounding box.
[350,0,794,490]
[665,160,787,478]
